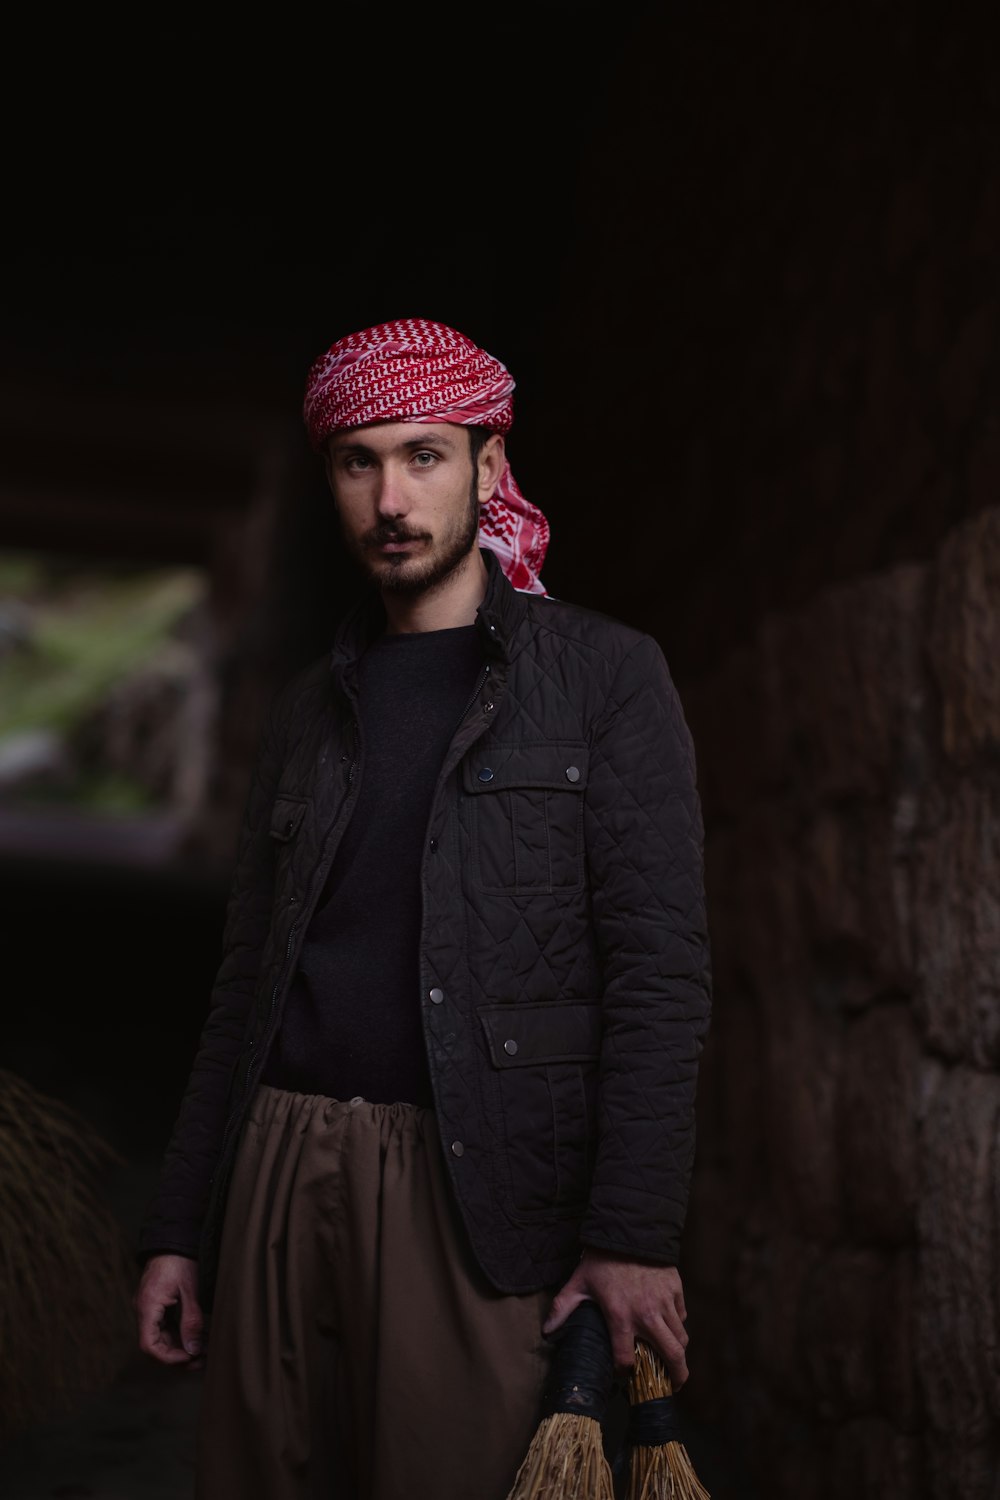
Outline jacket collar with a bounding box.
[329,546,532,691]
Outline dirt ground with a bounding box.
[0,1349,752,1500]
[0,1355,202,1500]
[0,1362,752,1500]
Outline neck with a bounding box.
[380,546,489,634]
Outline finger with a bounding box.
[149,1347,192,1366]
[179,1287,205,1358]
[606,1312,637,1375]
[138,1290,196,1366]
[646,1316,689,1390]
[142,1316,192,1365]
[541,1282,589,1336]
[136,1291,174,1358]
[660,1298,690,1351]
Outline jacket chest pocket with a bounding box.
[268,794,310,885]
[462,742,588,895]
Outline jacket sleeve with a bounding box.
[135,689,286,1264]
[579,634,712,1266]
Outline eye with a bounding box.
[344,454,372,472]
[412,450,439,467]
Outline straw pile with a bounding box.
[0,1069,137,1440]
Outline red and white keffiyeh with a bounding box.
[303,318,550,594]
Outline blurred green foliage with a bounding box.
[0,553,205,810]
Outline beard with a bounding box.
[342,474,481,596]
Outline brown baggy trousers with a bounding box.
[195,1085,555,1500]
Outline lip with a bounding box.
[376,538,422,553]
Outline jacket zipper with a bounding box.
[416,653,498,1176]
[455,661,490,731]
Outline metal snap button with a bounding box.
[451,1140,465,1157]
[478,767,495,783]
[429,987,445,1005]
[504,1039,518,1056]
[565,766,581,783]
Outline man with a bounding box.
[134,318,713,1500]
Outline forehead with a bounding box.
[328,421,465,454]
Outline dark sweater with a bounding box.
[260,622,485,1107]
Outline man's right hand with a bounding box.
[135,1253,206,1367]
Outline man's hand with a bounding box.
[542,1248,690,1388]
[134,1253,206,1368]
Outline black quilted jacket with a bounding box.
[138,547,713,1307]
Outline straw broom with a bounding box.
[506,1299,616,1500]
[0,1069,137,1442]
[626,1341,710,1500]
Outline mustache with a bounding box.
[364,524,428,546]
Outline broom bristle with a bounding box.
[0,1070,137,1442]
[628,1445,712,1500]
[506,1411,615,1500]
[626,1343,711,1500]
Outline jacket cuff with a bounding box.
[134,1241,200,1271]
[578,1233,680,1267]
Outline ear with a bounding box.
[476,433,506,502]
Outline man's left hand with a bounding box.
[542,1248,690,1388]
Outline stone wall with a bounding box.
[680,505,1000,1497]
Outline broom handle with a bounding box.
[627,1341,687,1447]
[626,1342,712,1498]
[541,1299,616,1421]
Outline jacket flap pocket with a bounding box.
[268,795,309,842]
[479,1000,602,1068]
[462,742,589,795]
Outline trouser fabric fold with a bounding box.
[195,1084,554,1500]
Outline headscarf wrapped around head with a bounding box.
[303,318,549,594]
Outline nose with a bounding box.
[374,463,409,520]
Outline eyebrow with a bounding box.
[332,433,458,456]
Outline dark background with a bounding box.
[3,5,999,1493]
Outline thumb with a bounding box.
[179,1291,205,1356]
[542,1280,590,1337]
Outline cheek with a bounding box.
[332,486,371,526]
[425,473,474,521]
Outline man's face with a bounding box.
[325,422,497,595]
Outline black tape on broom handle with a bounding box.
[541,1299,615,1423]
[628,1395,683,1447]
